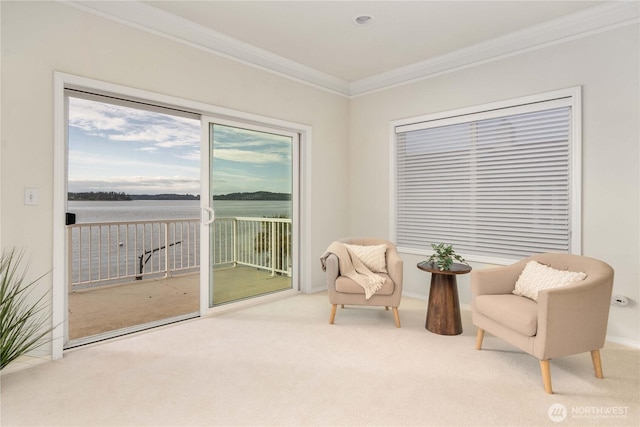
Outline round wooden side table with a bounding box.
[417,261,472,335]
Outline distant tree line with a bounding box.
[68,192,200,201]
[69,191,289,201]
[213,191,291,201]
[130,194,200,201]
[68,191,131,201]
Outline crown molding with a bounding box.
[62,0,352,97]
[350,1,640,96]
[62,1,638,99]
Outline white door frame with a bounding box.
[53,72,312,359]
[200,116,301,315]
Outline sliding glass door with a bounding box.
[53,74,309,357]
[201,118,298,309]
[64,91,202,347]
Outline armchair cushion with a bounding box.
[335,273,396,296]
[513,260,586,301]
[343,243,388,273]
[475,294,538,336]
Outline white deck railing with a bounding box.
[68,217,292,291]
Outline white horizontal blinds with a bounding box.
[396,103,572,259]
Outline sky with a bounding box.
[68,96,292,196]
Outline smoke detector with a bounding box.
[354,15,373,26]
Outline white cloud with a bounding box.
[67,98,292,195]
[69,150,199,177]
[213,148,288,164]
[69,97,199,148]
[68,102,128,133]
[174,150,201,162]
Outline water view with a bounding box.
[68,200,292,288]
[68,199,292,223]
[65,96,296,343]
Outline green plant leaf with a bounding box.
[425,242,467,271]
[0,248,53,370]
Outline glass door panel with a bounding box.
[206,121,295,308]
[65,92,201,347]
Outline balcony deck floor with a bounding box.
[68,265,291,341]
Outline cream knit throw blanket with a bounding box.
[320,241,385,299]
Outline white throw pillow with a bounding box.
[513,260,586,301]
[344,243,388,273]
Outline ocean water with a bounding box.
[68,200,292,223]
[68,200,292,287]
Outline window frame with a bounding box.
[389,87,582,265]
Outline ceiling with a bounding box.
[70,1,638,95]
[143,1,603,83]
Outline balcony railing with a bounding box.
[68,217,292,291]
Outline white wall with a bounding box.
[0,1,350,357]
[349,24,640,346]
[2,1,638,358]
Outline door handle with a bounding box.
[202,207,215,225]
[66,212,76,225]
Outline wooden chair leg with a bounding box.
[392,307,401,328]
[591,349,604,379]
[475,328,485,350]
[329,304,337,324]
[540,359,553,394]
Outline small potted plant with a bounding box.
[426,243,468,271]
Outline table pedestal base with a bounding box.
[425,273,462,335]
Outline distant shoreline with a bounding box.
[68,191,290,201]
[213,191,291,201]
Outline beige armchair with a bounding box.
[322,237,403,327]
[472,253,614,393]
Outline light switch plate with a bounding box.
[24,188,39,206]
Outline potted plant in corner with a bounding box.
[426,243,468,271]
[0,248,53,371]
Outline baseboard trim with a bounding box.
[1,355,52,376]
[605,335,640,349]
[402,291,428,301]
[410,295,639,349]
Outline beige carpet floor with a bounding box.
[1,293,638,426]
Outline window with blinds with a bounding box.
[394,91,580,261]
